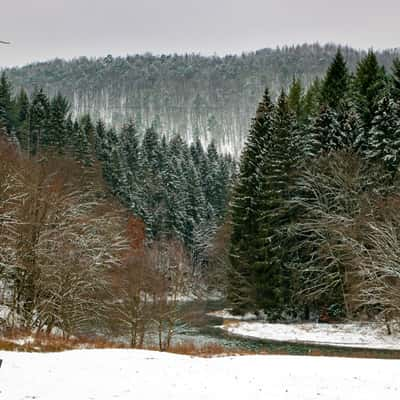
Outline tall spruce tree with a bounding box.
[390,57,400,102]
[15,88,30,150]
[48,93,70,153]
[228,88,274,313]
[303,77,322,118]
[29,88,50,156]
[320,49,350,110]
[71,119,92,165]
[120,120,139,174]
[288,77,304,122]
[338,101,364,151]
[0,73,14,133]
[353,51,387,132]
[367,92,400,174]
[95,119,107,161]
[256,91,298,315]
[305,105,343,157]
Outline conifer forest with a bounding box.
[1,47,400,346]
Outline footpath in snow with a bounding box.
[217,317,400,350]
[1,349,400,400]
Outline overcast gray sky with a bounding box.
[1,0,399,67]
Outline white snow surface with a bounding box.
[207,308,258,320]
[221,321,400,350]
[0,349,399,399]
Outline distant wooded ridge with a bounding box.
[4,43,400,155]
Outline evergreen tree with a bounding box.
[390,57,400,102]
[162,150,189,243]
[320,49,350,110]
[138,126,164,238]
[288,77,304,122]
[338,101,364,151]
[15,88,30,150]
[71,119,92,165]
[353,51,387,130]
[256,91,298,315]
[205,141,225,219]
[367,92,400,174]
[80,114,95,157]
[120,120,139,174]
[0,73,15,133]
[29,88,50,155]
[190,137,205,168]
[101,127,118,182]
[48,93,70,153]
[305,105,343,156]
[228,88,274,313]
[303,77,322,117]
[95,119,107,161]
[141,126,160,173]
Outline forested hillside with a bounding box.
[5,44,399,155]
[0,74,235,343]
[0,74,235,259]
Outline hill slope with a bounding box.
[5,44,399,155]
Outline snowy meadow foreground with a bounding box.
[1,349,399,400]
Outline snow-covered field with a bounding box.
[0,349,400,399]
[221,321,400,350]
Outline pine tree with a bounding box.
[71,119,92,165]
[15,88,30,150]
[0,73,15,133]
[390,57,400,102]
[367,92,400,174]
[303,77,322,117]
[338,101,364,150]
[29,88,50,156]
[80,114,95,158]
[95,119,106,161]
[288,77,304,122]
[353,51,387,131]
[204,141,223,218]
[120,120,139,174]
[48,93,70,153]
[190,137,205,168]
[138,126,164,238]
[141,126,160,173]
[228,88,274,313]
[320,49,350,110]
[162,150,189,244]
[305,105,344,157]
[255,91,298,315]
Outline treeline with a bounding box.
[6,44,399,155]
[0,76,235,267]
[229,50,400,330]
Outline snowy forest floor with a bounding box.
[0,349,399,400]
[213,310,400,350]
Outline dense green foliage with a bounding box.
[229,50,400,321]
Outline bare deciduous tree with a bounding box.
[149,239,193,351]
[0,146,129,336]
[290,151,391,318]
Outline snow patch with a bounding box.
[207,308,259,320]
[221,321,400,350]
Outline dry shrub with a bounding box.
[0,329,128,352]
